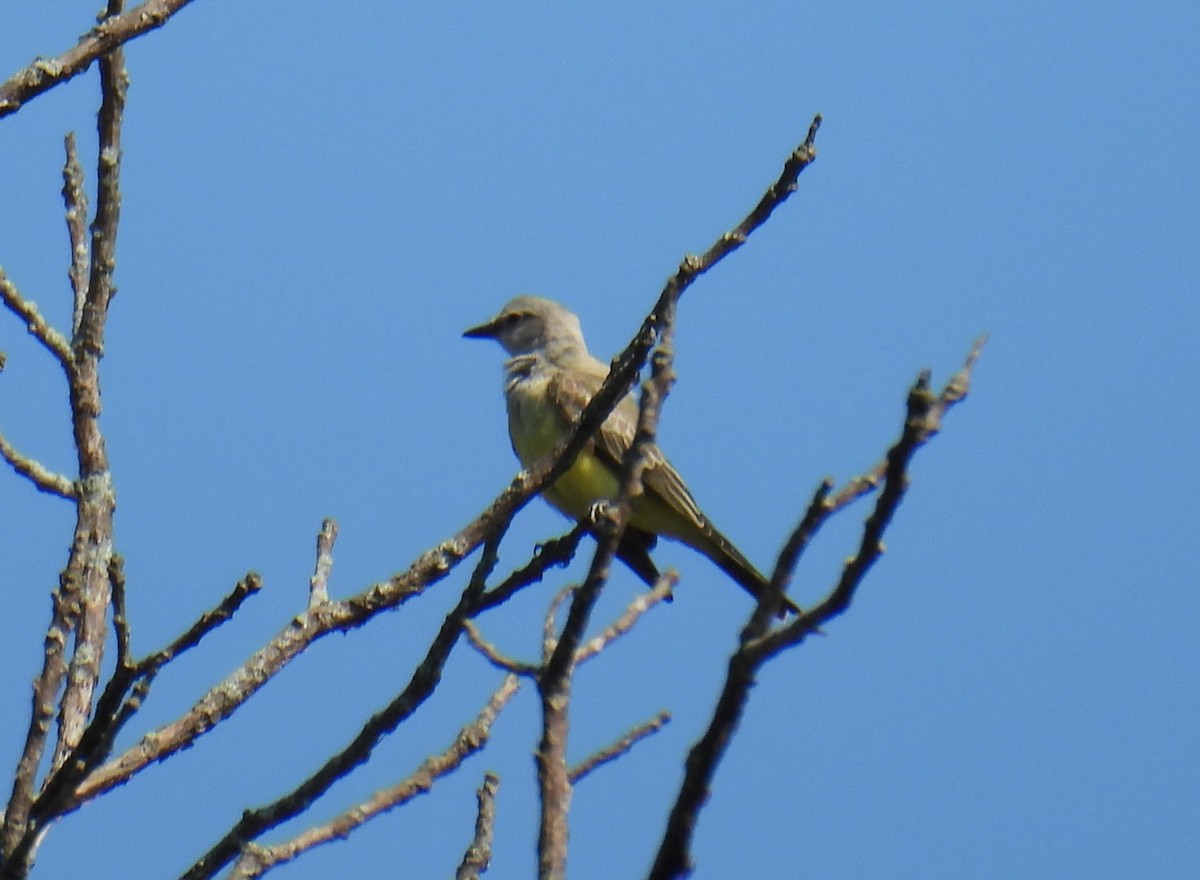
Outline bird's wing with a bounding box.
[548,357,706,531]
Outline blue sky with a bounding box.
[1,2,1197,877]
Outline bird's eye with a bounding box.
[503,313,522,325]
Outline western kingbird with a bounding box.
[464,295,800,615]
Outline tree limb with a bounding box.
[648,336,985,880]
[0,0,199,120]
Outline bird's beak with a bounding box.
[462,316,500,340]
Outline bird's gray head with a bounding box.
[463,295,588,361]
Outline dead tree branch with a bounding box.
[227,677,520,879]
[570,711,671,785]
[648,336,986,880]
[178,525,510,880]
[456,772,501,880]
[0,0,199,119]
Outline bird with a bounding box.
[464,294,801,616]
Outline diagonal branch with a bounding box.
[11,573,262,867]
[0,430,76,499]
[575,572,677,664]
[0,268,73,367]
[569,711,671,785]
[227,677,520,879]
[178,523,511,880]
[475,521,589,612]
[0,0,199,120]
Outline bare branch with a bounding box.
[0,430,76,499]
[464,620,540,677]
[178,526,510,880]
[2,19,132,867]
[0,570,80,863]
[62,133,89,334]
[307,518,338,608]
[536,301,681,880]
[23,573,262,852]
[70,514,515,808]
[456,772,501,880]
[754,337,987,661]
[109,554,130,669]
[569,711,670,785]
[0,0,198,120]
[475,521,589,612]
[227,678,520,880]
[594,114,823,443]
[143,573,264,672]
[52,7,128,782]
[575,572,677,664]
[540,584,575,664]
[648,339,985,880]
[740,479,835,640]
[0,268,72,367]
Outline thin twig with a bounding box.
[575,572,677,664]
[141,573,264,672]
[0,430,76,499]
[307,518,338,608]
[740,479,835,641]
[63,133,89,334]
[475,521,589,613]
[456,772,501,880]
[541,584,575,664]
[0,268,73,366]
[109,554,129,669]
[464,620,540,677]
[569,711,670,784]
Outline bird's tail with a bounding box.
[699,522,806,620]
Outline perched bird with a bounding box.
[464,295,800,615]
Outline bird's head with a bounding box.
[463,295,587,361]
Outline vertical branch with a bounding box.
[456,772,501,880]
[308,518,338,608]
[53,0,128,773]
[62,133,89,335]
[0,23,130,870]
[1,571,79,864]
[3,6,130,873]
[535,299,680,880]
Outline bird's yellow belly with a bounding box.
[507,397,694,542]
[509,403,621,516]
